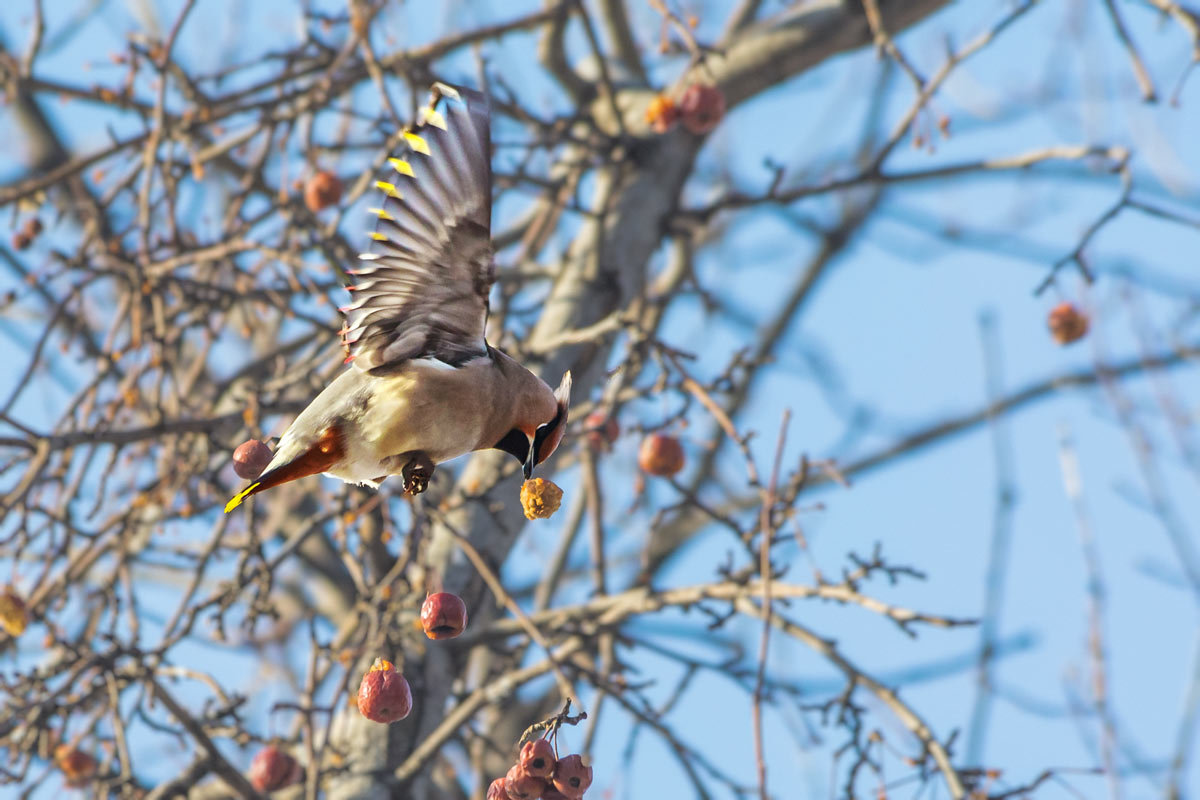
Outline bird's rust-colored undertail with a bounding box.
[224,425,345,512]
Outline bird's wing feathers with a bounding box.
[341,84,494,373]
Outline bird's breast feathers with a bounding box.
[355,357,490,465]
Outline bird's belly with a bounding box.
[357,364,487,469]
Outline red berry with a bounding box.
[678,84,726,134]
[304,170,343,213]
[518,738,556,778]
[1048,301,1089,345]
[486,777,509,800]
[248,745,302,791]
[583,411,619,453]
[552,754,593,798]
[420,592,468,640]
[12,231,32,251]
[232,439,273,480]
[638,433,685,477]
[54,745,97,788]
[504,764,545,800]
[356,658,413,723]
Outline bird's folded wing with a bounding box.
[341,84,494,373]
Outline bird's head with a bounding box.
[495,371,572,479]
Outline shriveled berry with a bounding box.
[486,777,509,800]
[552,754,593,798]
[420,592,467,640]
[1048,301,1089,345]
[540,789,572,800]
[12,231,32,251]
[521,477,563,520]
[518,737,556,778]
[248,745,302,791]
[0,586,28,636]
[678,84,726,135]
[22,217,43,238]
[583,411,619,453]
[304,170,343,213]
[232,439,272,480]
[356,658,413,723]
[645,94,678,134]
[638,433,685,477]
[504,764,545,800]
[54,744,97,788]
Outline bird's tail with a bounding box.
[224,425,346,512]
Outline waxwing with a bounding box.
[226,84,571,512]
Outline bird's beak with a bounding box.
[523,437,536,479]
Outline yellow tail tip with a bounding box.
[224,482,260,513]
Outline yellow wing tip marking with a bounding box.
[402,131,430,155]
[374,180,401,198]
[224,482,260,513]
[369,231,388,241]
[388,158,415,177]
[420,107,448,131]
[368,207,394,221]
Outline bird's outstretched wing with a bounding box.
[341,83,494,373]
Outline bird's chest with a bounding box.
[359,364,488,463]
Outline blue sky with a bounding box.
[2,1,1200,798]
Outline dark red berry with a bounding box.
[638,433,685,477]
[232,439,272,480]
[552,754,593,798]
[519,737,556,779]
[678,84,726,134]
[420,592,467,640]
[356,658,413,723]
[583,411,619,453]
[304,170,343,213]
[248,745,302,792]
[1048,302,1089,345]
[486,777,509,800]
[504,764,545,800]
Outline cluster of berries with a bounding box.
[487,739,593,800]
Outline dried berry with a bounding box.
[420,592,468,640]
[22,217,43,238]
[304,170,343,213]
[1048,301,1089,345]
[248,745,302,792]
[356,658,413,723]
[638,433,685,477]
[12,231,32,251]
[518,737,556,779]
[54,744,97,788]
[645,94,678,134]
[678,83,726,135]
[540,789,572,800]
[583,411,619,453]
[0,586,28,636]
[504,764,545,800]
[521,477,563,520]
[232,439,273,480]
[486,777,509,800]
[552,754,593,798]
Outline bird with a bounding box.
[225,83,571,513]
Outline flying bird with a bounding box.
[225,84,571,513]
